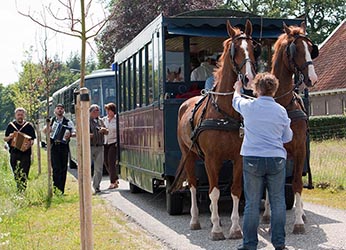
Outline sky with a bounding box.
[0,0,107,85]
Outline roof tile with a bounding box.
[310,21,346,92]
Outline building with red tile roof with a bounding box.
[309,20,346,116]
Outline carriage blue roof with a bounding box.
[166,17,304,38]
[114,11,305,63]
[165,9,304,39]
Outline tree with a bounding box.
[223,0,345,44]
[18,1,116,248]
[0,84,16,130]
[284,0,345,44]
[96,0,223,67]
[13,48,44,122]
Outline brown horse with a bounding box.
[170,20,258,240]
[263,22,318,234]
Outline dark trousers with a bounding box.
[104,143,118,183]
[10,151,31,191]
[51,143,69,193]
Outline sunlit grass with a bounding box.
[303,188,346,210]
[309,138,346,189]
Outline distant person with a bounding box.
[233,72,292,250]
[190,57,200,72]
[190,57,215,81]
[89,104,108,194]
[44,103,75,195]
[4,107,36,191]
[102,103,119,189]
[204,75,215,90]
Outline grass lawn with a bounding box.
[302,138,346,210]
[0,174,165,249]
[0,139,165,250]
[302,188,346,210]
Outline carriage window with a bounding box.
[153,36,160,101]
[147,42,154,104]
[64,90,70,113]
[136,52,142,107]
[122,62,127,111]
[153,32,163,100]
[102,77,116,105]
[132,55,138,109]
[118,63,123,112]
[166,36,184,82]
[127,59,132,110]
[143,47,149,106]
[156,31,164,99]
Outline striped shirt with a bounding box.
[89,118,105,146]
[232,95,293,159]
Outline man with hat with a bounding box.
[44,103,75,194]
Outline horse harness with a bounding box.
[230,34,261,88]
[286,34,319,86]
[284,92,308,123]
[189,91,241,159]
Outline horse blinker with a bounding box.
[311,44,319,59]
[230,43,236,61]
[287,36,319,61]
[288,42,296,61]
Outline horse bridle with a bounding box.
[286,34,319,86]
[230,34,261,87]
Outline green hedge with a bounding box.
[309,115,346,140]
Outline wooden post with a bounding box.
[78,88,93,249]
[36,120,41,175]
[46,118,53,199]
[76,92,85,250]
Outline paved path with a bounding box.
[96,178,345,250]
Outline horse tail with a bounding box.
[168,155,187,193]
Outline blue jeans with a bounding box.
[242,156,286,250]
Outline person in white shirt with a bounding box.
[190,57,215,81]
[102,103,119,189]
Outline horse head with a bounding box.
[216,19,259,91]
[167,67,182,82]
[280,22,318,87]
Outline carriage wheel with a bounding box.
[129,182,142,193]
[285,184,295,210]
[166,177,184,215]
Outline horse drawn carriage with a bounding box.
[114,9,316,239]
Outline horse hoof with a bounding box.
[190,223,201,230]
[302,214,307,223]
[209,232,225,241]
[293,224,305,234]
[229,230,243,239]
[262,215,270,224]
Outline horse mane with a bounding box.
[214,27,242,84]
[272,25,305,69]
